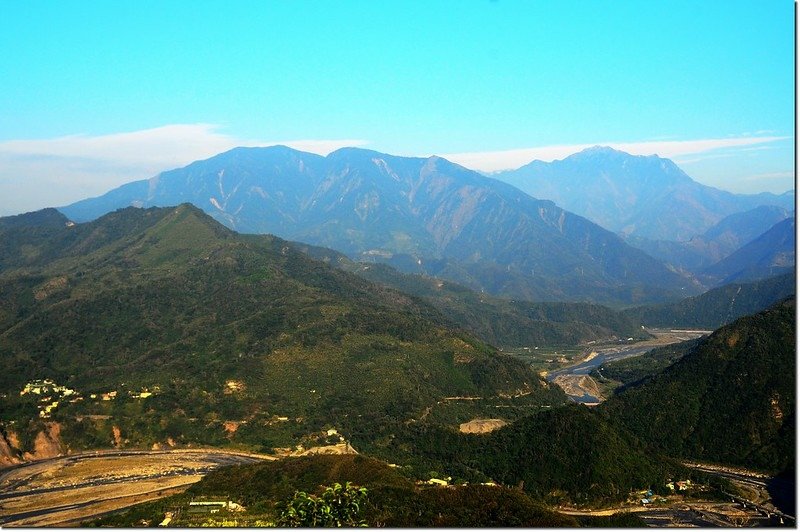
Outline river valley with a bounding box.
[0,449,269,527]
[544,329,712,403]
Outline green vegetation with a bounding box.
[504,345,587,373]
[312,257,651,348]
[3,205,793,520]
[0,205,565,463]
[446,405,677,505]
[603,298,796,473]
[275,482,368,527]
[338,404,683,506]
[0,207,68,230]
[623,272,795,329]
[89,454,579,527]
[591,338,702,389]
[475,406,671,503]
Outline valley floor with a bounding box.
[542,328,712,403]
[0,449,268,527]
[0,450,792,528]
[562,499,788,527]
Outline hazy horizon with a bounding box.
[0,0,794,215]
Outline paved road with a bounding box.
[683,462,795,525]
[637,507,721,527]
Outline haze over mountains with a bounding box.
[622,272,795,329]
[62,146,715,306]
[494,146,793,241]
[58,144,796,308]
[628,205,793,273]
[701,216,795,285]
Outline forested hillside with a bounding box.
[603,298,795,473]
[92,454,581,527]
[294,242,648,347]
[0,205,563,457]
[623,272,795,329]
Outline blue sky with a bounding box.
[0,0,794,214]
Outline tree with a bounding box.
[276,482,368,527]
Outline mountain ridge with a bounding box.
[701,217,795,285]
[626,205,792,272]
[603,297,795,473]
[495,146,793,241]
[0,204,565,457]
[59,147,699,305]
[622,272,796,329]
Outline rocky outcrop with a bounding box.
[294,442,358,456]
[459,418,508,434]
[21,423,64,461]
[0,429,23,467]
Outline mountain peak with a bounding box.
[218,144,312,159]
[327,146,385,159]
[562,145,686,172]
[0,207,69,230]
[580,145,622,155]
[570,146,677,164]
[494,144,793,241]
[424,154,457,168]
[570,145,654,161]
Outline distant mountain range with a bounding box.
[494,146,793,241]
[701,217,795,285]
[60,146,700,305]
[627,205,792,272]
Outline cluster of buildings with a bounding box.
[86,387,159,401]
[421,476,498,488]
[19,379,78,418]
[20,379,76,398]
[19,379,158,418]
[638,480,693,505]
[665,479,692,491]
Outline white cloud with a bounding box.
[0,124,368,215]
[0,125,792,216]
[442,136,790,173]
[0,124,367,170]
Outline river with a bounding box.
[0,449,268,527]
[545,329,711,403]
